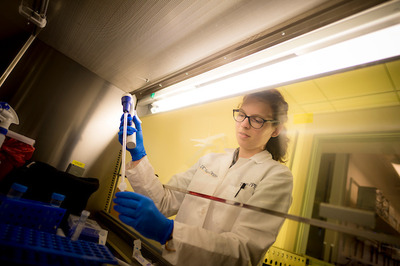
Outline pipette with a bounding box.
[126,94,137,150]
[118,93,135,191]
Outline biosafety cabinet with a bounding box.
[1,0,400,265]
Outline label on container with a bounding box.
[71,160,85,168]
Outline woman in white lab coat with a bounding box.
[114,89,293,266]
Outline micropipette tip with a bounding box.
[118,180,127,192]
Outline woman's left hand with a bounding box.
[113,191,173,244]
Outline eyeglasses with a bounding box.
[233,109,280,129]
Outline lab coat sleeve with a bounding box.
[163,167,293,266]
[125,156,199,217]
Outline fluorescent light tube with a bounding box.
[151,24,400,113]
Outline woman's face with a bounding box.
[235,97,280,158]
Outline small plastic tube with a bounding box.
[7,183,28,199]
[50,192,65,207]
[70,210,90,241]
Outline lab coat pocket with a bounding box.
[235,185,255,203]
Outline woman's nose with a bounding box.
[240,117,251,128]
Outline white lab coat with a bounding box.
[126,149,293,266]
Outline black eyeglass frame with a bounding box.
[233,109,280,129]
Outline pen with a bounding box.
[234,183,246,198]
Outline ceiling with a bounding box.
[280,59,400,115]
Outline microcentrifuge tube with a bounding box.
[70,210,90,241]
[7,183,28,199]
[50,192,65,207]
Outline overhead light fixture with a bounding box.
[138,0,400,115]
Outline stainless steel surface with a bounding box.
[0,34,36,87]
[0,39,124,212]
[37,0,329,93]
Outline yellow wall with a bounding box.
[141,96,242,181]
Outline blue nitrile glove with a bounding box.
[118,114,146,161]
[113,191,173,244]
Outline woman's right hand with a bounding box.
[118,114,146,161]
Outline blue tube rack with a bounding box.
[0,194,66,233]
[0,224,117,265]
[0,195,117,265]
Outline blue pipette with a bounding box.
[119,93,135,191]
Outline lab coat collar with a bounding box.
[225,148,272,164]
[250,150,273,164]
